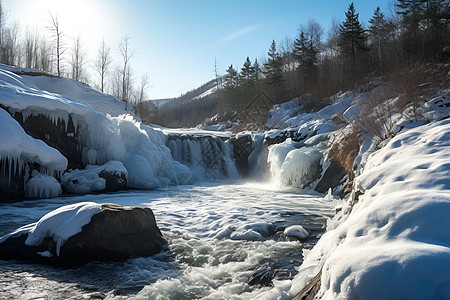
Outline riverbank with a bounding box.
[266,118,450,299]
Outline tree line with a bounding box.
[0,1,148,106]
[216,0,449,118]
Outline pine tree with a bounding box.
[263,40,283,85]
[225,64,238,87]
[396,0,448,56]
[251,58,261,82]
[294,30,319,90]
[240,56,253,83]
[339,2,368,69]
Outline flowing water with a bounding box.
[0,182,335,299]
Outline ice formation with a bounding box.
[0,65,194,193]
[267,139,322,188]
[25,170,62,198]
[284,119,450,299]
[166,135,238,181]
[0,107,67,188]
[284,225,309,240]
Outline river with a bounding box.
[0,181,335,299]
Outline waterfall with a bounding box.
[166,135,239,181]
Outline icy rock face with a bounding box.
[166,135,238,181]
[267,139,322,188]
[0,202,167,265]
[0,107,67,200]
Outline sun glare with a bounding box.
[18,0,107,51]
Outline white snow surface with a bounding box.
[0,64,127,117]
[0,202,102,256]
[271,119,450,299]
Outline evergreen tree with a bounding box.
[339,2,368,69]
[396,0,448,56]
[240,56,253,83]
[225,64,238,87]
[263,40,283,85]
[294,29,319,90]
[251,58,261,82]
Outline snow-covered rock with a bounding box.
[0,202,166,265]
[62,161,128,194]
[284,225,309,240]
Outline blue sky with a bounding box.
[4,0,392,99]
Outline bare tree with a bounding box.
[94,39,112,93]
[118,35,134,103]
[24,27,36,68]
[136,72,149,103]
[38,38,53,73]
[48,12,64,77]
[0,0,8,63]
[70,34,87,82]
[2,21,20,66]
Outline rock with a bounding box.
[99,169,127,191]
[284,225,310,240]
[315,160,347,193]
[0,203,167,266]
[293,270,322,300]
[248,261,297,287]
[232,134,254,177]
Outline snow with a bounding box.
[281,118,450,299]
[1,64,127,117]
[26,202,102,256]
[284,225,309,240]
[0,202,102,256]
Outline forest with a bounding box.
[148,0,449,129]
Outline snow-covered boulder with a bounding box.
[62,161,128,194]
[0,202,166,266]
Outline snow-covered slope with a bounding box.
[1,65,127,117]
[282,119,450,299]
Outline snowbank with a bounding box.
[284,119,450,299]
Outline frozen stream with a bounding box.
[0,182,335,299]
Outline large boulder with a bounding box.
[0,203,166,266]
